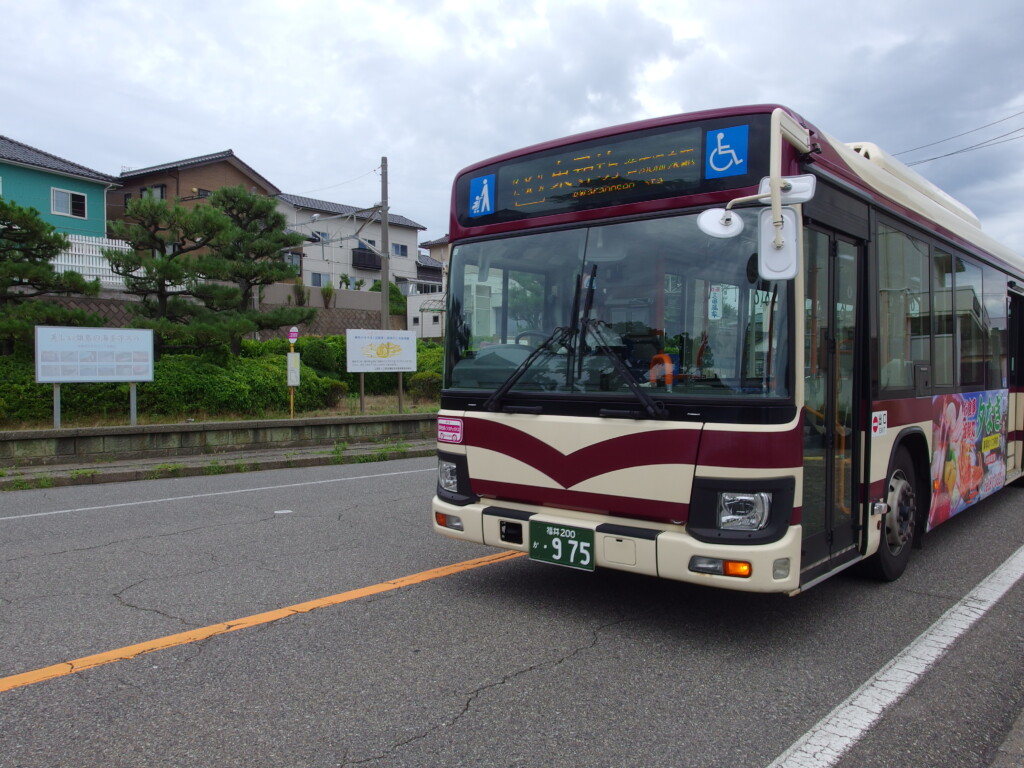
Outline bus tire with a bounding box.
[866,448,917,581]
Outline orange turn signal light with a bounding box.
[723,560,752,578]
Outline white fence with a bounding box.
[52,234,131,289]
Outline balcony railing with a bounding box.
[352,247,381,271]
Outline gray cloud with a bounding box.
[2,0,1021,250]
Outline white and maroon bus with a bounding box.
[432,104,1023,594]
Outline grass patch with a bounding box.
[352,442,411,464]
[2,475,55,490]
[330,441,349,464]
[146,463,185,480]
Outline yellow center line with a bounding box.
[0,550,525,694]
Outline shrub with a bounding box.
[417,341,444,377]
[137,356,252,415]
[296,337,338,375]
[0,345,349,425]
[407,371,442,402]
[0,355,62,422]
[0,355,127,422]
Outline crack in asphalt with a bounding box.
[0,518,252,566]
[339,614,637,766]
[113,580,192,628]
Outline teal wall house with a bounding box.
[0,135,117,238]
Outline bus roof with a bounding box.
[452,104,1023,276]
[822,131,1023,274]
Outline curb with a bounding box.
[0,442,436,491]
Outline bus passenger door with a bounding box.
[1009,291,1024,477]
[802,229,861,581]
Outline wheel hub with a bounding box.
[886,471,916,549]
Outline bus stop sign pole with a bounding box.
[288,326,299,418]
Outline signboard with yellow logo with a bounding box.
[345,330,417,373]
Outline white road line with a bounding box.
[0,467,435,522]
[767,543,1024,768]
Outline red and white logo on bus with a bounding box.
[871,411,888,436]
[438,417,464,444]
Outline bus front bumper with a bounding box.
[432,497,803,594]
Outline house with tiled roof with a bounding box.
[0,134,132,289]
[0,134,118,239]
[419,234,450,269]
[109,149,281,222]
[407,251,445,339]
[275,192,427,297]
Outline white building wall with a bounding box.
[276,199,420,291]
[407,291,445,339]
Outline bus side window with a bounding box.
[878,225,929,391]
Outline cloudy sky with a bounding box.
[3,0,1023,251]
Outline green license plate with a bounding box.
[529,522,595,571]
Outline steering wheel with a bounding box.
[514,330,548,345]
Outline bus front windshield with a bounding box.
[446,211,790,401]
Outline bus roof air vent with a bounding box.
[845,141,980,228]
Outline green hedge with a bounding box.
[241,336,444,395]
[0,334,440,424]
[0,354,126,422]
[0,353,347,423]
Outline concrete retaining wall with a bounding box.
[0,413,438,468]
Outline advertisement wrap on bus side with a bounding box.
[929,390,1008,529]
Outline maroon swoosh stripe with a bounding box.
[473,479,688,521]
[463,418,699,489]
[696,421,803,469]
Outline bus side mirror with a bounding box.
[758,207,799,280]
[757,174,817,204]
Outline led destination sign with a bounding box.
[457,114,770,227]
[503,127,701,213]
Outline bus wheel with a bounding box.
[867,448,917,581]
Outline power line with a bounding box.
[295,166,381,197]
[906,128,1024,166]
[894,108,1024,155]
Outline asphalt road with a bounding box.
[1,457,1022,767]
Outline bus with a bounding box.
[431,104,1024,594]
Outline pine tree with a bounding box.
[199,186,316,354]
[0,198,102,355]
[104,195,230,357]
[105,189,319,357]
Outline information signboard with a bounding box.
[287,353,301,387]
[35,326,154,383]
[346,330,417,373]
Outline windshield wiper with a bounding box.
[584,319,667,419]
[484,269,586,413]
[482,325,573,412]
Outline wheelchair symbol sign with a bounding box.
[705,125,749,179]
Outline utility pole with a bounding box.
[380,156,390,331]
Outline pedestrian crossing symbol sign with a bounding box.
[469,174,495,218]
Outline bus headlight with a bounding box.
[438,459,460,493]
[718,491,772,531]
